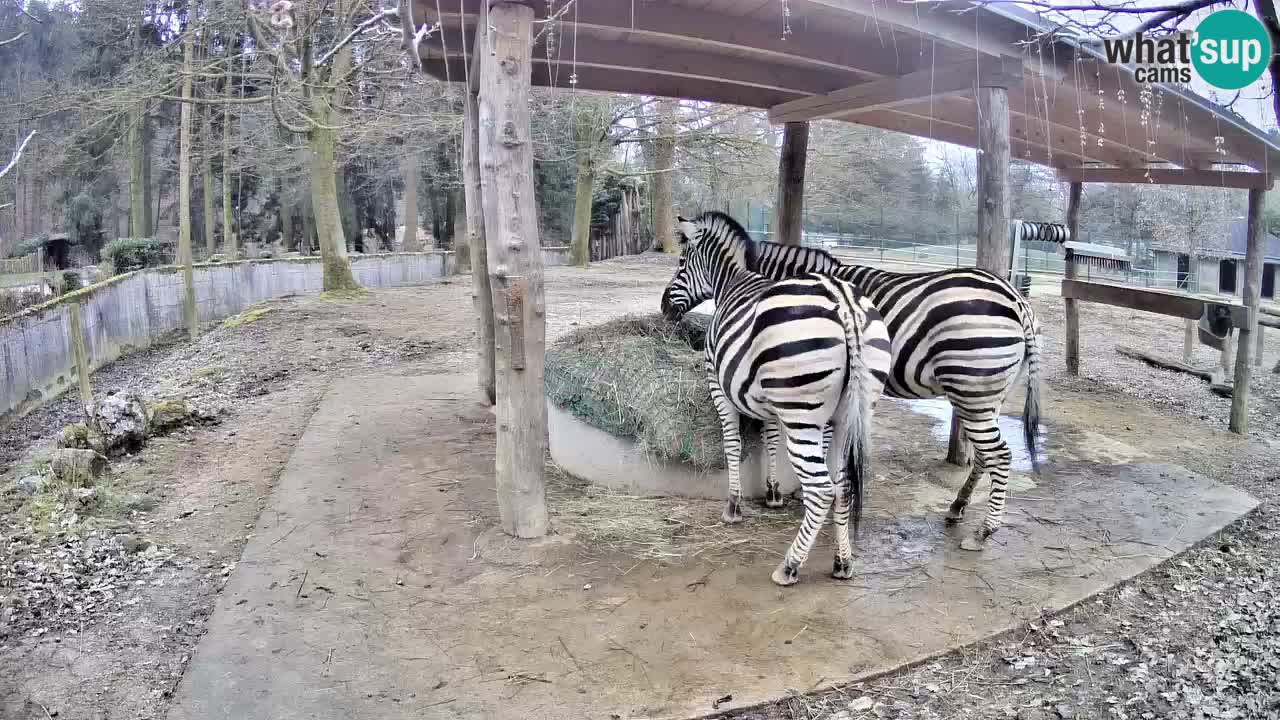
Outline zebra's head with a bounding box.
[660,211,750,322]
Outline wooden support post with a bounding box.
[1183,319,1195,364]
[1064,181,1082,375]
[178,27,198,342]
[949,83,1011,467]
[68,303,92,408]
[464,21,495,406]
[1255,325,1264,366]
[478,1,549,538]
[773,121,809,246]
[1229,187,1266,434]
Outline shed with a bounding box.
[401,0,1278,536]
[1152,219,1280,298]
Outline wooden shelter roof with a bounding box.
[411,0,1279,177]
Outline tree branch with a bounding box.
[0,31,28,47]
[0,130,37,180]
[316,8,400,67]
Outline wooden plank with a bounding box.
[1230,187,1267,434]
[769,55,1022,124]
[462,20,495,405]
[1057,167,1275,190]
[1116,345,1214,382]
[774,122,809,246]
[1064,181,1082,376]
[1260,316,1280,329]
[1062,279,1250,327]
[1183,319,1195,363]
[478,1,548,538]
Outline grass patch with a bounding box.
[222,305,275,328]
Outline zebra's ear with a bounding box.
[677,219,699,245]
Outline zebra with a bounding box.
[660,211,892,586]
[741,232,1044,551]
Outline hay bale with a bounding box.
[545,313,756,470]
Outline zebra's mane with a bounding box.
[741,230,841,273]
[688,211,753,267]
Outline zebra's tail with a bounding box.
[1021,307,1044,475]
[831,287,876,537]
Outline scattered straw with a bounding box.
[546,464,792,563]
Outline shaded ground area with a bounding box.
[1,255,1278,719]
[165,374,1252,720]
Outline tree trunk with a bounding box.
[202,101,216,259]
[222,102,235,257]
[281,195,295,251]
[178,29,197,340]
[569,147,594,266]
[308,44,360,291]
[143,118,155,237]
[462,29,492,397]
[444,188,457,249]
[479,1,549,538]
[653,99,677,253]
[128,106,149,238]
[401,151,420,251]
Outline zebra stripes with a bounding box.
[743,232,1044,550]
[660,212,892,586]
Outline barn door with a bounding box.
[1263,263,1276,299]
[1176,254,1191,289]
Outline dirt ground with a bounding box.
[2,255,1278,719]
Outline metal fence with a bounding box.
[0,247,44,275]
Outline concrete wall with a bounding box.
[1,251,493,422]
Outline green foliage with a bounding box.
[103,238,166,273]
[60,270,82,293]
[63,192,104,252]
[535,157,577,243]
[8,234,50,259]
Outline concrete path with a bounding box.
[167,374,1257,720]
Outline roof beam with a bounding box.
[1057,167,1275,190]
[415,0,921,79]
[421,57,807,109]
[851,107,1093,167]
[769,55,1022,124]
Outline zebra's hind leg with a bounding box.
[709,379,745,525]
[772,426,835,586]
[957,417,1013,552]
[823,424,855,579]
[762,419,785,508]
[946,461,984,525]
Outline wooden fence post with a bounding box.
[1183,319,1195,364]
[1229,187,1266,434]
[774,121,809,246]
[68,303,93,408]
[1064,181,1082,375]
[478,1,549,538]
[949,81,1010,466]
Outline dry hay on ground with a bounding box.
[544,313,760,470]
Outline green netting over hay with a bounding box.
[545,314,758,470]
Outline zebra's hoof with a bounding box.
[959,534,986,552]
[831,556,854,580]
[764,485,785,508]
[721,498,744,525]
[945,502,967,525]
[771,561,800,586]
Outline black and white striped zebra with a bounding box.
[742,233,1044,551]
[660,212,892,586]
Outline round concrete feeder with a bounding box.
[547,400,800,500]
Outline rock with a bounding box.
[16,475,47,495]
[88,392,148,455]
[58,422,91,449]
[1017,710,1051,720]
[147,399,196,435]
[48,448,109,486]
[114,534,151,554]
[848,697,875,712]
[73,487,101,512]
[1054,705,1077,719]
